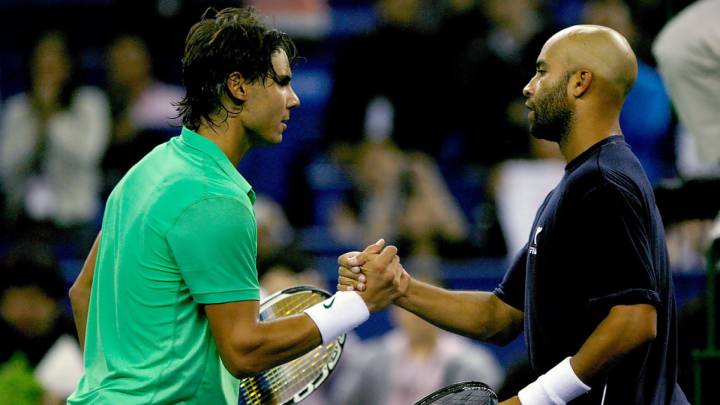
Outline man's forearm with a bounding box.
[70,285,92,350]
[70,232,101,351]
[395,279,523,344]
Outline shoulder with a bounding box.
[568,142,645,200]
[166,175,253,218]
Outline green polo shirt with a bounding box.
[68,127,259,404]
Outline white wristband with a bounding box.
[518,357,591,405]
[304,291,370,345]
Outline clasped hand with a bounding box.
[336,239,410,312]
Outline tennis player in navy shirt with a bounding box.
[339,25,689,404]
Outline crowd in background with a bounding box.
[0,0,717,403]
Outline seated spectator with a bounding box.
[0,243,83,404]
[582,0,673,185]
[0,31,110,253]
[335,270,505,405]
[103,34,185,188]
[323,0,447,158]
[329,142,470,257]
[258,253,325,299]
[491,137,564,256]
[255,194,297,268]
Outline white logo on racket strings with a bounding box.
[292,334,345,404]
[529,226,543,255]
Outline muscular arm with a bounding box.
[206,243,400,378]
[205,301,322,378]
[395,278,523,345]
[500,303,658,404]
[69,232,100,351]
[571,303,657,384]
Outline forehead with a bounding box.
[271,49,291,75]
[537,37,566,68]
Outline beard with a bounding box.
[529,73,574,143]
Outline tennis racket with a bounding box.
[414,381,498,405]
[238,286,345,405]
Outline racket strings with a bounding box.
[433,391,495,404]
[239,291,340,404]
[240,345,336,401]
[414,382,497,405]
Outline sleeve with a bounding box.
[493,245,528,311]
[167,197,260,304]
[578,184,661,316]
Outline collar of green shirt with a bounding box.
[180,127,256,204]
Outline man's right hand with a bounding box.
[336,240,410,312]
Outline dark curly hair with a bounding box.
[176,7,297,130]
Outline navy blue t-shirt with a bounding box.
[495,136,688,404]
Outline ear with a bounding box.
[226,72,248,101]
[571,69,592,98]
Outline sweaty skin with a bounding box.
[525,25,639,162]
[547,25,637,102]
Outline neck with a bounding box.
[196,119,251,166]
[560,108,622,163]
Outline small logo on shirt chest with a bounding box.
[529,226,543,255]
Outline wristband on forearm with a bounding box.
[518,357,591,405]
[304,291,370,345]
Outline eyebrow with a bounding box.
[275,74,292,85]
[536,60,547,69]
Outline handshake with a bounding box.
[336,239,411,312]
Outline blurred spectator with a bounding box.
[335,270,504,405]
[0,243,83,404]
[258,253,325,299]
[323,0,447,159]
[652,0,720,271]
[582,0,673,185]
[395,152,473,258]
[653,3,720,399]
[0,31,110,253]
[103,34,184,189]
[254,194,299,267]
[451,0,554,167]
[653,0,720,177]
[329,142,470,257]
[492,138,564,255]
[247,0,331,40]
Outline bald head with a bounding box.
[543,25,637,103]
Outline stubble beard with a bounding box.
[529,74,574,144]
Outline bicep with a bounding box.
[572,303,657,383]
[71,232,101,291]
[205,300,261,366]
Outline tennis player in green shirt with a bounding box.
[67,7,406,404]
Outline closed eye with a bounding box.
[275,75,292,86]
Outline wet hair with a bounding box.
[176,6,297,130]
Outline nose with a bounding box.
[523,80,533,98]
[288,85,300,110]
